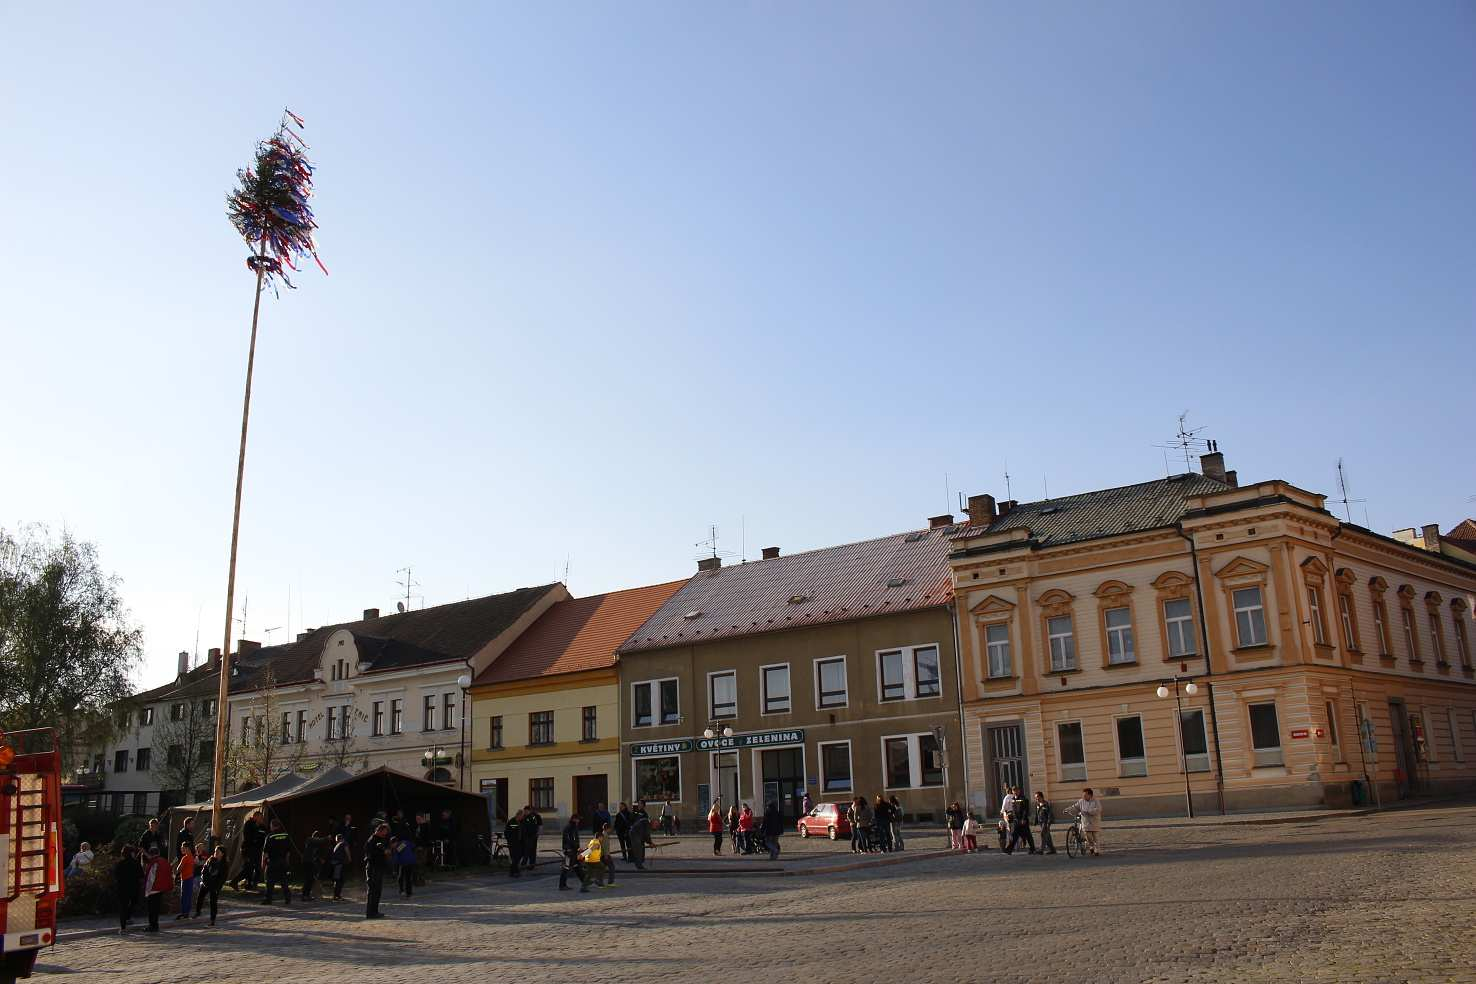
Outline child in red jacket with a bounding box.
[142,847,174,933]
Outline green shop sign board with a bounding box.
[631,740,693,757]
[697,729,804,751]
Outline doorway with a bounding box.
[985,723,1028,808]
[712,752,740,814]
[573,774,608,831]
[479,777,508,822]
[758,747,805,821]
[1387,700,1413,798]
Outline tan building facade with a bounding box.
[948,455,1476,818]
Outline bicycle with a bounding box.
[475,833,508,865]
[1064,811,1087,859]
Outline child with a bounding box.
[142,847,173,933]
[197,846,227,925]
[174,842,197,919]
[961,813,980,853]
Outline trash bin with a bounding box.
[1351,780,1365,806]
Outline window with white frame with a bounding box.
[878,645,942,701]
[1429,611,1446,663]
[1047,616,1076,672]
[442,693,455,730]
[1115,716,1147,777]
[632,678,680,727]
[1180,709,1210,772]
[371,701,384,737]
[878,650,906,700]
[1401,609,1418,660]
[985,623,1012,678]
[914,646,941,697]
[1105,607,1136,664]
[1308,587,1327,645]
[761,664,791,714]
[390,698,404,735]
[1455,614,1471,667]
[816,657,848,708]
[1057,721,1086,782]
[1163,598,1197,658]
[423,694,437,731]
[1373,598,1391,654]
[326,706,338,740]
[818,740,852,792]
[1233,587,1268,647]
[1248,701,1283,767]
[1338,594,1358,650]
[881,733,944,789]
[708,671,737,719]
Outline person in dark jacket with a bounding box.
[504,809,525,878]
[761,802,784,861]
[626,806,650,869]
[301,830,325,900]
[558,813,588,892]
[1004,786,1038,855]
[175,817,196,860]
[522,805,543,868]
[393,837,417,897]
[196,846,227,925]
[260,818,293,905]
[612,803,632,860]
[873,796,893,853]
[330,833,351,900]
[364,823,391,919]
[113,845,143,932]
[232,810,263,890]
[591,802,611,836]
[137,818,165,857]
[1033,791,1057,855]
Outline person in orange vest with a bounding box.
[174,842,197,920]
[142,846,174,933]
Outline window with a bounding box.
[170,702,185,722]
[879,650,906,700]
[819,741,852,792]
[200,740,214,765]
[1164,598,1197,658]
[529,778,554,810]
[140,707,154,726]
[167,744,183,766]
[390,698,404,734]
[1047,616,1076,672]
[442,693,455,730]
[1105,607,1135,664]
[1449,708,1465,763]
[489,715,503,749]
[1307,587,1327,645]
[882,734,943,789]
[1115,716,1146,777]
[633,756,680,802]
[1325,700,1342,761]
[254,715,265,744]
[632,679,680,727]
[708,671,737,719]
[1373,598,1391,654]
[339,704,353,738]
[293,709,305,743]
[529,710,554,746]
[135,747,152,771]
[1248,702,1283,767]
[114,750,129,773]
[1338,594,1358,650]
[1233,587,1268,647]
[372,701,384,737]
[1429,612,1446,664]
[816,657,848,708]
[280,711,290,743]
[1057,722,1086,782]
[423,694,436,732]
[761,664,791,714]
[1401,609,1418,661]
[581,705,598,742]
[1179,709,1210,772]
[1455,615,1471,668]
[240,715,251,742]
[914,646,941,697]
[201,698,216,718]
[985,623,1012,678]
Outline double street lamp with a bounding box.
[1155,676,1199,818]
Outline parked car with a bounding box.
[797,802,852,840]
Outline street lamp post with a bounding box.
[702,722,733,813]
[457,673,471,791]
[1156,677,1200,819]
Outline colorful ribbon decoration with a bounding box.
[227,108,326,291]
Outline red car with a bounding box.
[797,802,852,840]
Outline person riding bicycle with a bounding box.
[1070,787,1103,856]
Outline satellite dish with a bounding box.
[396,602,406,613]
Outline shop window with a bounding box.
[816,657,848,708]
[708,671,737,719]
[1180,709,1210,772]
[1115,716,1146,777]
[761,664,790,714]
[1105,607,1136,664]
[529,710,554,746]
[529,778,554,810]
[633,756,680,802]
[1163,598,1196,658]
[1057,722,1086,782]
[819,740,852,792]
[1233,587,1268,648]
[1248,702,1283,767]
[986,623,1012,678]
[1047,616,1076,672]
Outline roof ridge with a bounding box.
[705,525,938,571]
[1008,473,1222,510]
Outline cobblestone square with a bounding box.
[41,802,1476,983]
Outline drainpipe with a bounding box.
[1177,522,1229,815]
[949,598,971,813]
[1328,524,1378,809]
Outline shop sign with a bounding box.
[632,739,693,757]
[696,729,805,751]
[1290,728,1310,739]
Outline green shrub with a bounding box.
[110,816,150,852]
[59,848,122,920]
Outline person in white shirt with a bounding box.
[66,841,95,879]
[1072,787,1104,856]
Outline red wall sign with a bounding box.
[1290,728,1310,739]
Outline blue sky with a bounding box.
[3,2,1472,688]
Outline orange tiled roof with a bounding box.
[1447,518,1476,552]
[475,580,688,685]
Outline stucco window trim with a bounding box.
[971,594,1019,683]
[1424,593,1451,670]
[980,618,1015,681]
[1397,585,1423,669]
[1368,577,1395,663]
[1214,557,1276,656]
[1094,580,1139,669]
[1450,599,1472,672]
[1333,569,1363,661]
[1152,571,1198,664]
[1038,589,1078,675]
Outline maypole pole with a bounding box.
[210,109,325,841]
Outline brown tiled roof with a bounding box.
[229,583,560,692]
[132,664,222,704]
[475,580,687,685]
[952,473,1231,549]
[1447,518,1476,553]
[621,529,955,655]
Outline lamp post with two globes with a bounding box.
[1156,677,1200,818]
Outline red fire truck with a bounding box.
[0,729,62,984]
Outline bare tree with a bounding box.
[224,666,305,791]
[152,696,218,804]
[318,706,370,773]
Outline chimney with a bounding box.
[177,651,190,677]
[966,494,997,526]
[237,639,261,656]
[1223,470,1239,488]
[697,556,722,572]
[1200,447,1228,484]
[363,608,380,621]
[928,513,954,529]
[761,546,780,560]
[1420,524,1442,552]
[207,647,221,670]
[296,631,310,641]
[998,500,1017,517]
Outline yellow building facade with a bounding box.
[949,455,1476,817]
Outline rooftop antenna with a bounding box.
[1043,473,1050,500]
[1335,458,1366,524]
[694,524,735,563]
[1154,411,1212,473]
[262,625,282,645]
[395,565,422,612]
[1004,459,1012,502]
[562,554,571,587]
[233,593,249,640]
[740,516,747,564]
[945,472,951,516]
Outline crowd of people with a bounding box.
[936,786,1105,857]
[705,799,785,859]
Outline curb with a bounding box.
[619,847,956,877]
[1112,793,1470,831]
